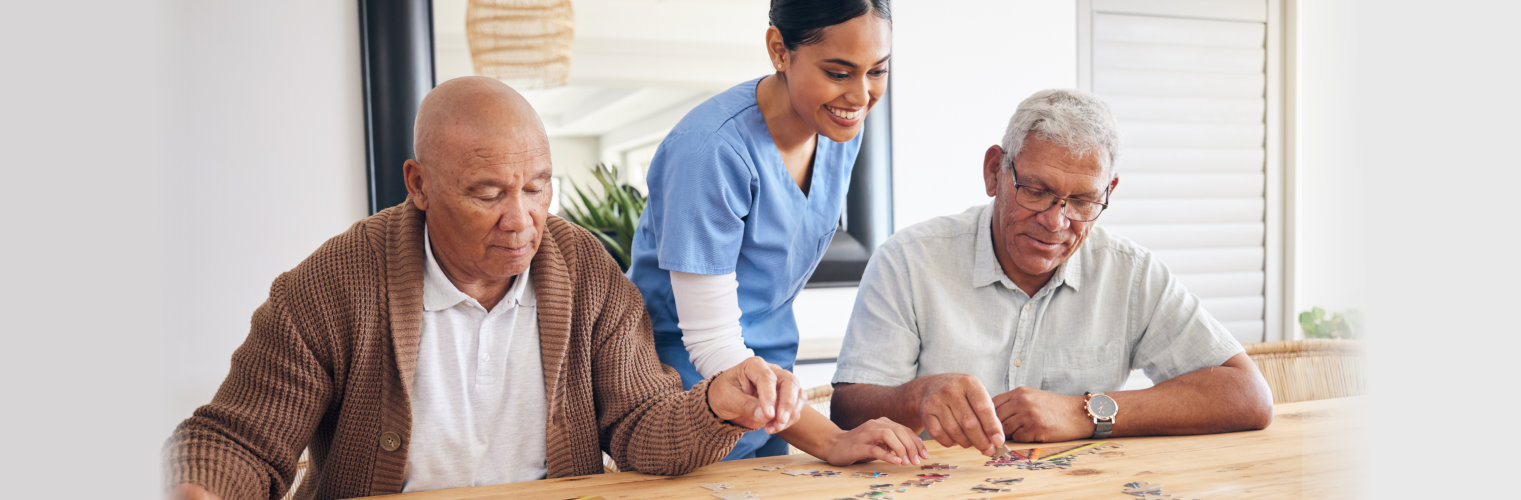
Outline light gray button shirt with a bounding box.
[403,225,548,492]
[833,203,1242,396]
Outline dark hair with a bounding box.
[770,0,891,51]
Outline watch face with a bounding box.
[1089,395,1117,418]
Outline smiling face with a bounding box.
[404,77,553,289]
[983,133,1118,294]
[769,13,892,143]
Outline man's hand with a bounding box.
[912,373,1005,455]
[168,484,221,500]
[707,356,806,433]
[991,386,1092,443]
[823,417,930,466]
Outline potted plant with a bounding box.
[1297,306,1362,339]
[561,163,646,271]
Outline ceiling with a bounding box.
[433,0,774,142]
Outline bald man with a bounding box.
[164,77,816,499]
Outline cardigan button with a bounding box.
[379,431,402,452]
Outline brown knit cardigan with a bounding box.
[164,201,746,500]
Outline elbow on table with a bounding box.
[626,455,715,477]
[615,444,726,477]
[1241,403,1273,431]
[1234,387,1274,431]
[1226,358,1275,431]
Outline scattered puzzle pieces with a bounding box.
[1119,480,1201,500]
[711,490,759,500]
[920,463,958,470]
[850,471,889,478]
[752,464,786,471]
[1123,481,1163,495]
[987,477,1024,484]
[971,484,1011,493]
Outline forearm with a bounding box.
[607,378,747,475]
[831,381,927,431]
[166,293,331,499]
[597,275,746,474]
[1107,354,1273,437]
[164,425,272,500]
[671,271,753,377]
[776,406,844,458]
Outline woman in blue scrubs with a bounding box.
[628,0,916,462]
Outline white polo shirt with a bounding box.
[402,225,548,492]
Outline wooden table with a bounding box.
[367,397,1363,499]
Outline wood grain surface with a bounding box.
[365,397,1364,499]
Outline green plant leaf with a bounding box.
[558,163,647,271]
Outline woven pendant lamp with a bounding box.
[465,0,575,89]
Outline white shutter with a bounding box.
[1082,0,1278,345]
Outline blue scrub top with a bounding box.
[628,75,860,387]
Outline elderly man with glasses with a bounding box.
[829,89,1273,455]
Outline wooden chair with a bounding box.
[1243,339,1365,404]
[804,384,834,417]
[281,449,309,500]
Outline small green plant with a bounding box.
[561,163,646,270]
[1298,306,1361,339]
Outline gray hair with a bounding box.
[1000,89,1120,171]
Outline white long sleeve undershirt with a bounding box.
[670,270,753,378]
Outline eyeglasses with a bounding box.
[1010,179,1110,222]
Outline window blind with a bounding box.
[1087,0,1273,344]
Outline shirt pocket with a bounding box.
[816,228,836,254]
[1039,341,1128,396]
[801,227,835,273]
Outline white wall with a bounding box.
[162,1,368,435]
[890,0,1079,230]
[7,2,174,497]
[6,2,365,498]
[549,135,604,208]
[1296,1,1520,496]
[1293,3,1366,324]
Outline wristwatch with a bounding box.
[1084,392,1118,439]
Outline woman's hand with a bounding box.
[708,356,806,433]
[822,417,930,467]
